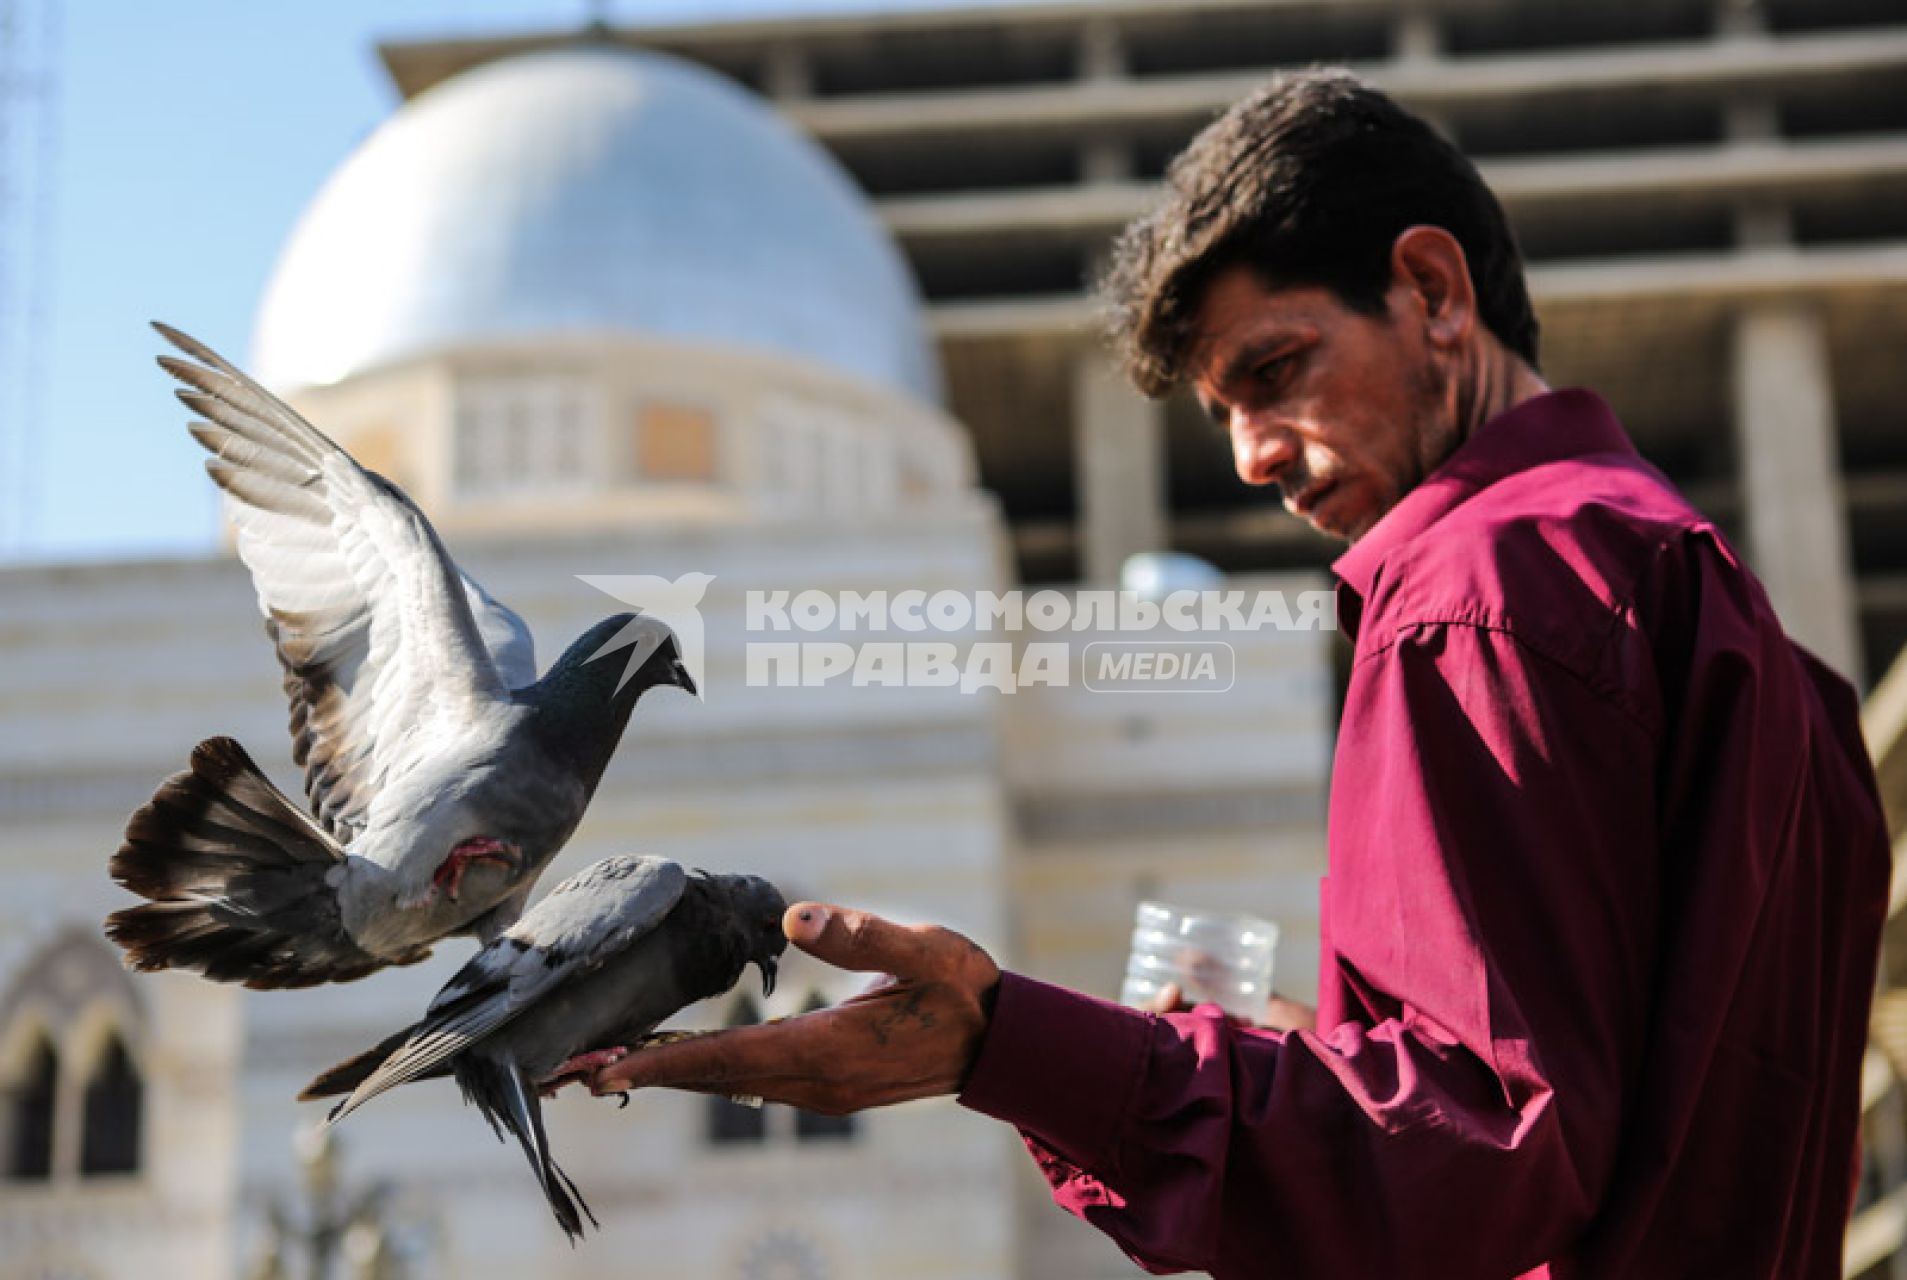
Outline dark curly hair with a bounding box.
[1100,68,1539,397]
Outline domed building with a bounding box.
[0,31,1333,1280]
[254,44,969,532]
[257,45,939,398]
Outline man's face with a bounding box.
[1189,263,1457,543]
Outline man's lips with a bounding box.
[1290,480,1337,520]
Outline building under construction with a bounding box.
[393,0,1907,689]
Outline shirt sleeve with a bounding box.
[960,619,1661,1278]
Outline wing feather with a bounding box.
[154,323,539,842]
[325,859,687,1127]
[324,994,518,1126]
[462,573,538,691]
[428,856,689,1016]
[187,422,314,486]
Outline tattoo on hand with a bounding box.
[869,988,935,1047]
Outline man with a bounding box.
[587,70,1891,1278]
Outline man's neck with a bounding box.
[1453,338,1550,443]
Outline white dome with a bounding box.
[252,45,941,403]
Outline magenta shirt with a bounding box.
[960,389,1890,1278]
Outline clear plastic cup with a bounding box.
[1119,900,1278,1023]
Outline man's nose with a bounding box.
[1230,413,1297,486]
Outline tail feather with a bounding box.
[301,1014,472,1106]
[297,1021,453,1102]
[104,736,407,990]
[457,1057,597,1243]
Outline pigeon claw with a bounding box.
[537,1046,631,1099]
[431,836,523,904]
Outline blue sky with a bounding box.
[3,0,1024,565]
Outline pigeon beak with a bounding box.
[758,955,779,999]
[670,659,698,698]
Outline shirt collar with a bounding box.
[1331,387,1635,622]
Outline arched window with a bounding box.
[0,929,147,1184]
[80,1034,141,1176]
[4,1033,57,1180]
[706,995,767,1145]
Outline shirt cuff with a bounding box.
[958,971,1153,1172]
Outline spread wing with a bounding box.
[429,855,689,1013]
[463,573,538,692]
[154,322,532,843]
[325,856,687,1124]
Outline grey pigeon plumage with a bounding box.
[300,855,788,1241]
[105,325,698,989]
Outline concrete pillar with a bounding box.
[1392,7,1440,62]
[1882,1072,1907,1280]
[1079,17,1124,80]
[1715,0,1769,39]
[1734,200,1793,249]
[1077,15,1130,184]
[1732,305,1864,683]
[1082,139,1132,184]
[1723,84,1791,247]
[1391,6,1451,136]
[763,45,812,100]
[1073,349,1166,585]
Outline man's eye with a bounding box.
[1256,354,1292,384]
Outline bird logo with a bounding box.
[577,573,715,696]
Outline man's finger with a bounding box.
[594,1022,787,1094]
[592,1009,860,1093]
[1144,981,1186,1014]
[1263,995,1317,1033]
[782,903,945,979]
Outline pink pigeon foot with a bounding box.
[430,836,522,903]
[539,1047,631,1100]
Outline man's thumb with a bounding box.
[783,903,936,977]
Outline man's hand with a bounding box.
[1145,982,1317,1033]
[590,903,1000,1114]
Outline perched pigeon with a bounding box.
[105,325,697,990]
[300,855,787,1241]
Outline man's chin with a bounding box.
[1295,492,1362,543]
[1315,485,1397,544]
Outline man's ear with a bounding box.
[1390,225,1476,351]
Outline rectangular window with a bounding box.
[793,1107,855,1142]
[707,1095,768,1145]
[454,376,595,498]
[454,405,490,494]
[633,402,719,483]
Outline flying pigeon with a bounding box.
[104,324,698,990]
[300,855,788,1241]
